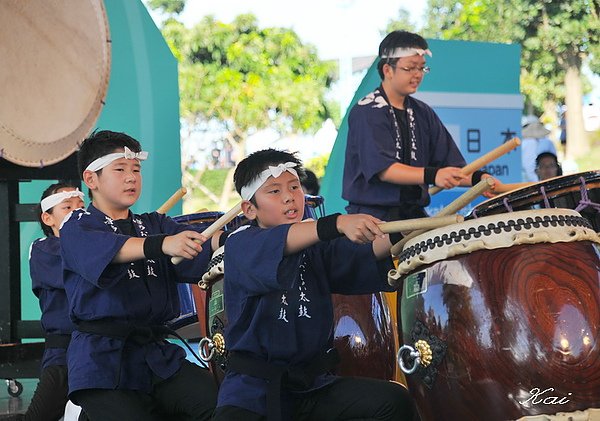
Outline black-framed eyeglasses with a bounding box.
[391,65,431,75]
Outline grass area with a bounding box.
[196,168,230,194]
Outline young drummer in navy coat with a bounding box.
[213,149,417,421]
[60,130,218,420]
[26,183,85,421]
[343,30,502,221]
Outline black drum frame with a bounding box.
[0,155,79,383]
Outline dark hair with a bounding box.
[377,30,428,79]
[38,182,79,237]
[535,152,563,177]
[78,130,142,178]
[234,149,306,204]
[302,169,320,196]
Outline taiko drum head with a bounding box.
[390,208,599,284]
[0,0,110,167]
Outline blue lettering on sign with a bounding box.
[501,127,517,143]
[467,129,481,153]
[482,164,510,176]
[435,109,522,184]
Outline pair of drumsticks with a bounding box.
[161,137,526,262]
[155,187,241,265]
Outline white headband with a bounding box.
[85,146,149,172]
[41,189,84,212]
[240,162,299,201]
[380,48,432,59]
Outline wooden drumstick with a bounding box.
[391,178,494,256]
[491,181,536,194]
[156,187,187,214]
[429,137,521,195]
[379,214,464,234]
[171,202,242,265]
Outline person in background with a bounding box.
[521,116,556,182]
[26,183,85,421]
[559,109,567,147]
[301,169,320,196]
[535,152,562,181]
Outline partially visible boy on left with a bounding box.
[60,130,218,420]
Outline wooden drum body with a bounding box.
[307,196,395,380]
[331,293,395,380]
[391,209,600,420]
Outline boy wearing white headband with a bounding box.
[59,130,217,420]
[343,30,499,222]
[214,149,417,421]
[26,183,85,421]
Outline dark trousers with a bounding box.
[23,365,69,421]
[72,361,217,421]
[213,376,418,421]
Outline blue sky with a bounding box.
[148,0,426,60]
[146,1,599,106]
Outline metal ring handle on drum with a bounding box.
[397,345,422,374]
[198,337,216,362]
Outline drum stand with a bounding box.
[0,154,79,397]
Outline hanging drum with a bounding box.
[0,0,110,167]
[389,209,600,420]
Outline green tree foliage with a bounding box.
[418,0,599,159]
[149,9,337,207]
[158,14,336,143]
[173,14,335,138]
[383,7,418,34]
[146,0,185,15]
[305,153,330,179]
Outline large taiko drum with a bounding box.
[390,209,600,420]
[200,196,396,384]
[0,0,110,167]
[469,171,600,231]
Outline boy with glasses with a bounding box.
[343,30,495,221]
